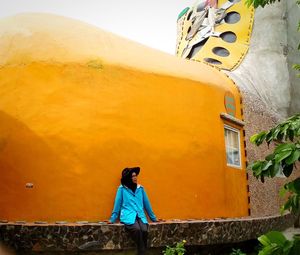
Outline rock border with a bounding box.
[0,214,295,252]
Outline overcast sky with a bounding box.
[0,0,195,54]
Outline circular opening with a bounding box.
[224,12,241,24]
[220,31,237,43]
[204,58,222,65]
[212,47,230,57]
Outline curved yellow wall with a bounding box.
[0,14,248,222]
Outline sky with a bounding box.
[0,0,195,54]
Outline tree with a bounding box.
[250,114,300,213]
[249,104,300,255]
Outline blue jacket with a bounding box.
[110,185,157,225]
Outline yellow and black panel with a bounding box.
[176,0,254,71]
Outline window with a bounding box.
[224,125,241,168]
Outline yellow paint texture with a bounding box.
[0,14,248,222]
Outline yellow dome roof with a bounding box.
[0,13,228,87]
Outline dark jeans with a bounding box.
[125,218,149,255]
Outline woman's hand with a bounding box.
[103,220,113,224]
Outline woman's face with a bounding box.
[131,172,138,184]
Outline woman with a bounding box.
[109,167,157,255]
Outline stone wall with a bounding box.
[241,88,300,217]
[0,214,295,252]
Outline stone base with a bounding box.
[0,214,295,252]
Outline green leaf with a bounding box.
[272,128,281,141]
[288,180,300,192]
[280,204,286,215]
[279,186,288,197]
[290,234,300,255]
[285,149,300,165]
[266,131,274,145]
[250,114,300,148]
[293,178,300,194]
[258,244,280,255]
[251,161,266,178]
[249,114,300,215]
[251,132,267,145]
[286,194,300,214]
[265,153,274,161]
[284,181,294,192]
[257,231,292,255]
[282,240,294,253]
[282,197,293,213]
[251,161,263,171]
[262,160,273,171]
[289,133,295,142]
[264,231,287,245]
[270,163,280,177]
[274,143,293,154]
[275,150,292,164]
[250,133,260,144]
[277,132,284,141]
[258,235,272,246]
[282,124,289,138]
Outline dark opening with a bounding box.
[204,58,222,65]
[220,31,237,43]
[187,26,191,34]
[212,47,230,57]
[187,11,193,20]
[224,12,241,24]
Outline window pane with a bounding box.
[224,126,241,167]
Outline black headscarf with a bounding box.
[121,167,140,193]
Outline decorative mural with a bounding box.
[176,0,254,70]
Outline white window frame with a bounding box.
[224,125,242,169]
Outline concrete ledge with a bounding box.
[0,214,295,252]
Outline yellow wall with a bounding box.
[0,14,248,222]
